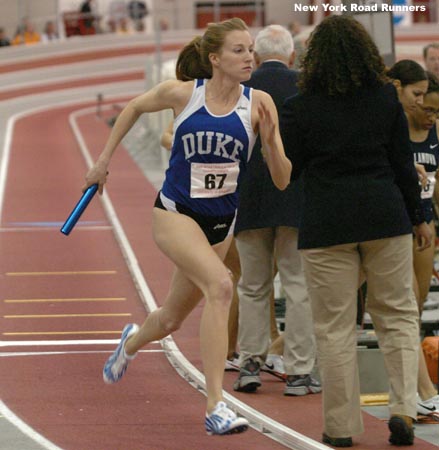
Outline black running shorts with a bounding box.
[154,192,235,245]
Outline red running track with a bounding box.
[0,43,437,450]
[0,102,290,450]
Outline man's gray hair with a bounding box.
[254,24,294,58]
[423,42,439,59]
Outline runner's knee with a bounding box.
[207,275,233,307]
[158,309,183,334]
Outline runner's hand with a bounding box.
[83,161,109,195]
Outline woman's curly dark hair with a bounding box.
[298,15,387,96]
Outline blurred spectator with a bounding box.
[80,0,93,25]
[134,20,145,32]
[107,18,118,33]
[108,0,127,22]
[79,0,97,34]
[159,17,170,31]
[0,27,10,47]
[12,18,41,45]
[41,21,59,43]
[107,17,134,34]
[287,21,306,70]
[128,0,149,32]
[423,43,439,79]
[107,0,132,34]
[118,17,133,34]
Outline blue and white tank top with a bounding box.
[412,125,439,222]
[161,79,257,216]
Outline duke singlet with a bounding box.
[412,125,439,222]
[161,79,257,217]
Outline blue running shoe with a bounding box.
[103,323,139,384]
[205,401,249,436]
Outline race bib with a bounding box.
[190,162,239,198]
[420,172,437,199]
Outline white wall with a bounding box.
[58,0,154,31]
[2,0,438,41]
[0,0,310,41]
[0,0,58,38]
[154,0,304,29]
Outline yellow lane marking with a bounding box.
[3,331,126,336]
[4,313,132,319]
[4,297,126,303]
[6,271,117,276]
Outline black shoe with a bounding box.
[388,415,414,446]
[233,359,261,393]
[322,433,353,447]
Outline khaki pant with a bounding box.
[301,234,419,437]
[236,227,316,375]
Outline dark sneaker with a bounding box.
[284,374,322,396]
[388,415,414,446]
[103,323,139,384]
[205,401,249,435]
[233,359,261,393]
[322,433,353,447]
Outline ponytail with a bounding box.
[175,36,212,81]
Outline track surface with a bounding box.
[0,34,438,450]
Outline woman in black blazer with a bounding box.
[281,15,432,447]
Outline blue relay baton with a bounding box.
[60,184,99,235]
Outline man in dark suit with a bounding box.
[233,25,321,397]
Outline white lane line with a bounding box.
[0,93,328,450]
[0,93,142,225]
[0,114,13,223]
[0,401,63,450]
[0,95,140,450]
[6,271,117,276]
[4,314,131,318]
[0,350,162,357]
[0,37,181,66]
[0,82,144,111]
[0,340,159,347]
[0,66,143,93]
